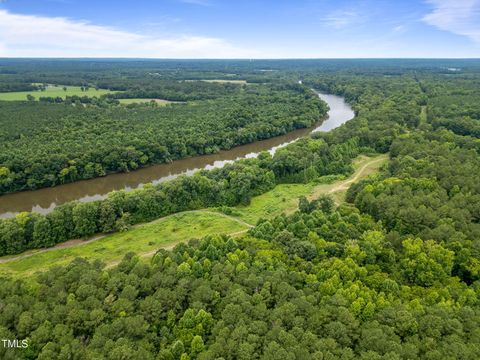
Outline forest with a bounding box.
[0,83,326,194]
[0,59,479,359]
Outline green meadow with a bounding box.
[0,211,249,277]
[0,85,116,101]
[0,154,386,278]
[118,98,175,105]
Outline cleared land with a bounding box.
[234,154,388,224]
[0,154,386,277]
[203,79,247,84]
[185,79,247,84]
[0,211,250,277]
[118,98,175,105]
[0,85,115,101]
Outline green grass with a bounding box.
[118,98,175,105]
[0,154,387,278]
[234,154,388,224]
[234,183,316,224]
[184,79,247,84]
[0,211,248,277]
[0,85,116,101]
[420,105,427,124]
[203,79,247,84]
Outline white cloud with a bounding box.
[0,9,255,58]
[423,0,480,43]
[322,10,365,29]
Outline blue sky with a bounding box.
[0,0,479,58]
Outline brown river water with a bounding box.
[0,93,354,218]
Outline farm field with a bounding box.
[185,79,248,84]
[0,85,116,101]
[118,98,176,105]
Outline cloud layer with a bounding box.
[0,9,253,58]
[423,0,480,43]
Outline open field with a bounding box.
[0,85,116,101]
[184,79,247,84]
[203,79,247,84]
[0,154,386,277]
[234,154,388,224]
[118,98,176,105]
[0,211,250,277]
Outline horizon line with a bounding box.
[1,57,480,61]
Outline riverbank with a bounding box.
[0,154,386,277]
[0,92,354,218]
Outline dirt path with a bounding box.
[305,155,387,205]
[327,156,387,194]
[0,210,253,265]
[0,156,385,266]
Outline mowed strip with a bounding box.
[234,154,388,224]
[0,155,386,278]
[118,98,177,105]
[0,85,116,101]
[0,211,250,277]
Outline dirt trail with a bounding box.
[0,211,253,265]
[327,156,387,194]
[0,156,385,266]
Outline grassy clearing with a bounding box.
[0,154,387,278]
[118,98,176,105]
[233,183,316,224]
[420,105,427,124]
[234,154,388,224]
[184,79,247,84]
[203,79,247,84]
[0,85,115,101]
[0,211,248,277]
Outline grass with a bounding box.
[118,98,176,105]
[184,79,247,84]
[233,154,388,224]
[202,79,247,84]
[0,154,387,278]
[0,211,248,277]
[0,85,116,101]
[234,183,316,224]
[420,105,428,124]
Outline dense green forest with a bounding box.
[0,59,480,359]
[0,83,326,194]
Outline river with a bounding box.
[0,92,354,218]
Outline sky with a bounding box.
[0,0,479,58]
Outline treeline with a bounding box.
[0,81,40,93]
[0,137,362,256]
[0,84,327,194]
[101,80,243,101]
[37,95,119,107]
